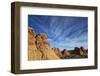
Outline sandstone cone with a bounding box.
[52,48,63,58]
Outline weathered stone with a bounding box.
[62,49,71,58]
[52,48,63,58]
[28,27,59,60]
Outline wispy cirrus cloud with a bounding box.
[28,15,88,50]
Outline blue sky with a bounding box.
[28,15,88,50]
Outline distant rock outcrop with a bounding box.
[62,47,88,59]
[80,46,88,57]
[61,49,71,58]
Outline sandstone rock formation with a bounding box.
[52,48,63,58]
[28,27,42,60]
[63,47,88,59]
[28,27,88,60]
[80,46,88,57]
[61,49,71,58]
[28,27,59,60]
